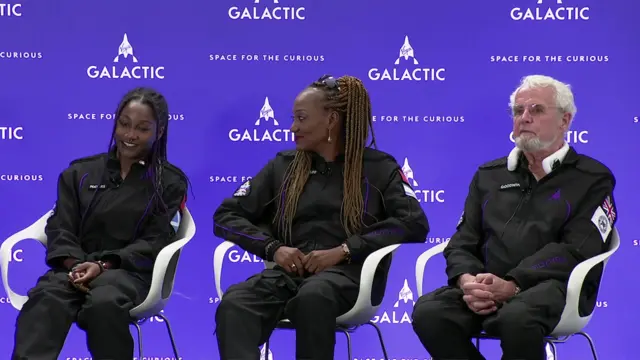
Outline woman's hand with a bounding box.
[68,262,102,285]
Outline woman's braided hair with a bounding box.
[108,87,169,212]
[273,75,377,242]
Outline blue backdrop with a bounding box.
[1,0,639,359]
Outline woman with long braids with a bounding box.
[214,75,429,359]
[12,87,188,360]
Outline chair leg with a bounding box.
[475,337,480,351]
[337,328,352,360]
[546,341,558,360]
[157,312,180,358]
[575,332,598,360]
[265,339,270,357]
[366,321,389,359]
[132,321,143,359]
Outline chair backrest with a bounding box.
[159,206,196,300]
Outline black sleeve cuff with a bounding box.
[264,240,283,262]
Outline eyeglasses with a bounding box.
[319,74,340,91]
[509,103,561,117]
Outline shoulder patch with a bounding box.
[479,157,508,170]
[590,206,612,243]
[69,153,106,166]
[233,180,251,197]
[456,211,464,229]
[398,169,417,200]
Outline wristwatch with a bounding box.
[514,285,521,296]
[341,243,351,264]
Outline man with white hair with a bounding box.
[411,75,617,360]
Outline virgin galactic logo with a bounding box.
[86,33,165,79]
[367,36,445,82]
[228,97,295,142]
[510,0,590,21]
[228,0,305,20]
[371,279,414,324]
[509,130,588,144]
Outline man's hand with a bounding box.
[68,262,102,285]
[303,247,345,274]
[475,273,518,303]
[461,282,497,315]
[274,247,305,276]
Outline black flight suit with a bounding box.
[412,147,617,360]
[213,148,429,360]
[12,151,187,360]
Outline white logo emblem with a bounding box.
[401,158,419,187]
[368,35,445,82]
[228,97,294,142]
[113,34,138,63]
[590,206,611,242]
[87,33,165,80]
[395,36,419,65]
[260,344,274,360]
[255,97,279,126]
[393,279,415,307]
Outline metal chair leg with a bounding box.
[157,312,180,358]
[575,332,598,360]
[547,341,558,360]
[132,321,143,359]
[265,339,270,359]
[475,337,481,350]
[337,328,352,360]
[366,321,389,359]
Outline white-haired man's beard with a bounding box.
[515,134,557,152]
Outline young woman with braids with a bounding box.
[214,75,429,359]
[12,87,188,360]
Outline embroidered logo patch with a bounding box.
[456,211,464,229]
[398,170,417,200]
[233,180,251,197]
[590,205,611,243]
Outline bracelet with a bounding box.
[95,261,105,274]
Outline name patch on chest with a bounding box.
[88,184,107,189]
[499,183,520,190]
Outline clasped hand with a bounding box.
[67,262,102,290]
[460,273,517,315]
[274,246,345,276]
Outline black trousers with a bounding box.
[12,269,149,360]
[411,279,566,360]
[216,267,359,360]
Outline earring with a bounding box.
[327,135,332,143]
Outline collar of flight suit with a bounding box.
[507,141,570,175]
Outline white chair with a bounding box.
[214,241,399,359]
[415,228,621,360]
[0,206,197,359]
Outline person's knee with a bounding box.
[486,302,543,337]
[216,293,241,319]
[286,283,336,318]
[83,287,126,319]
[411,295,448,333]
